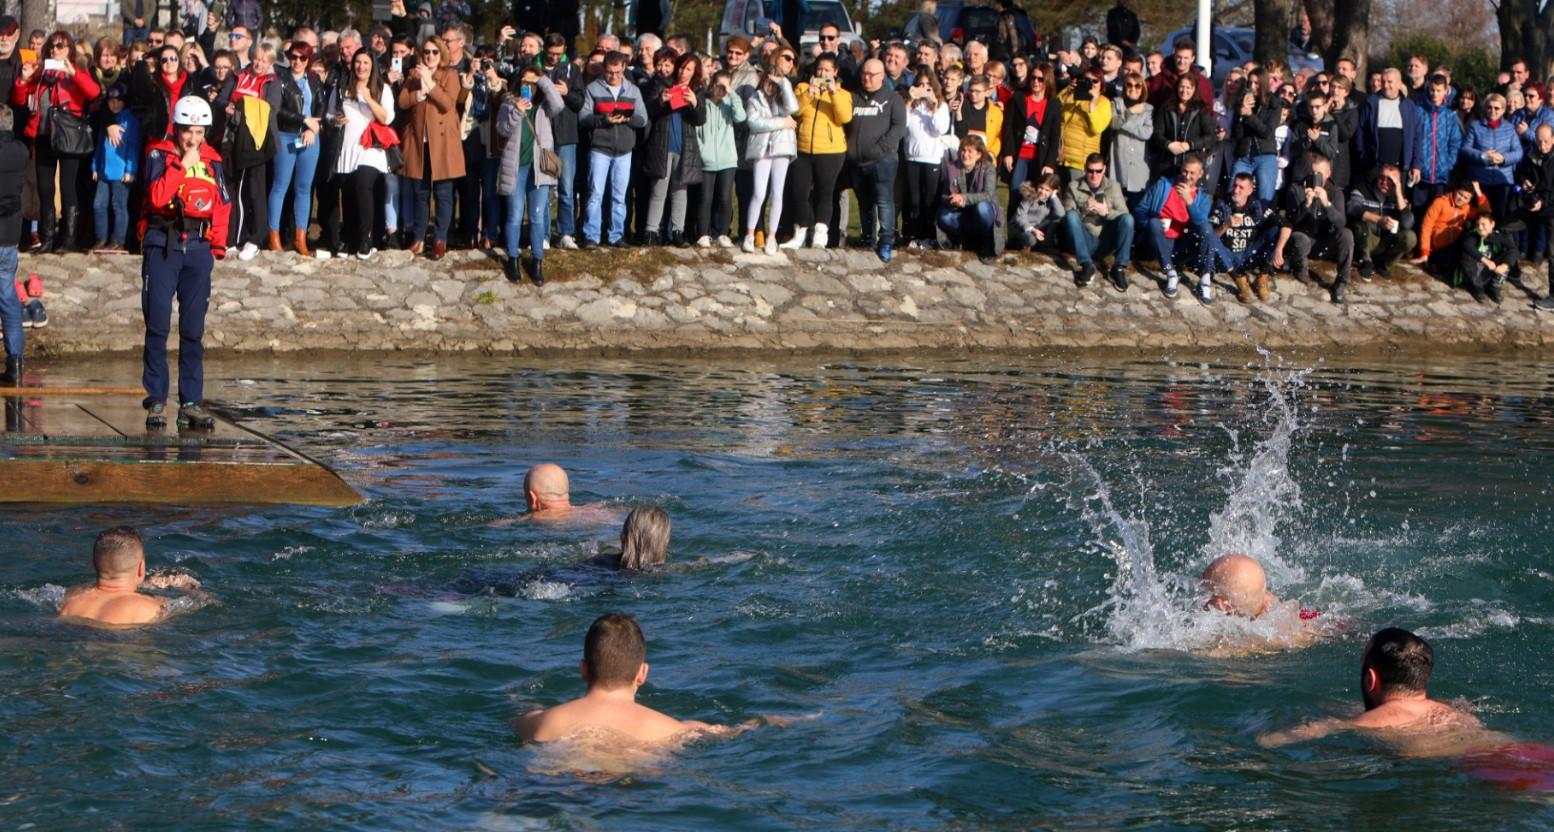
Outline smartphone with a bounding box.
[520,85,532,103]
[43,58,66,72]
[391,56,403,73]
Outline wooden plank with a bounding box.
[0,386,147,396]
[0,459,362,506]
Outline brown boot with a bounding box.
[293,229,311,257]
[1254,272,1273,303]
[1234,274,1255,304]
[266,230,283,252]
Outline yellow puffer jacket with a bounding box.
[1057,86,1112,171]
[795,81,854,155]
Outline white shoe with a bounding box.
[763,236,779,256]
[811,223,829,248]
[542,238,550,251]
[314,248,333,260]
[559,235,578,250]
[238,242,259,261]
[780,227,808,249]
[741,234,756,253]
[695,235,712,248]
[356,247,377,261]
[716,235,734,247]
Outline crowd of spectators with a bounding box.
[0,0,1551,308]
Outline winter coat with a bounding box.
[904,102,951,164]
[1276,180,1347,238]
[1413,99,1463,186]
[1057,86,1112,171]
[1346,174,1415,232]
[1148,102,1214,178]
[1000,93,1061,173]
[794,79,853,155]
[847,85,906,166]
[11,63,102,140]
[1133,174,1212,230]
[1063,174,1128,239]
[1013,191,1065,236]
[397,65,466,181]
[0,129,27,243]
[1357,93,1421,172]
[579,77,649,157]
[1462,118,1523,186]
[697,88,747,173]
[1515,144,1554,219]
[936,157,1005,253]
[1511,105,1554,152]
[952,99,1003,158]
[496,76,563,193]
[1283,111,1342,187]
[93,107,140,181]
[1108,101,1153,192]
[744,77,799,161]
[1327,101,1359,189]
[1418,193,1490,256]
[1232,97,1284,158]
[641,78,706,185]
[130,67,190,142]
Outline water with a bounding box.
[3,352,1554,829]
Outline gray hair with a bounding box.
[618,506,671,571]
[339,27,362,45]
[0,106,12,133]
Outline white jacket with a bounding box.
[743,77,799,161]
[904,102,951,164]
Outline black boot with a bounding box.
[60,208,81,252]
[527,257,545,287]
[35,210,56,253]
[0,356,20,387]
[501,255,520,283]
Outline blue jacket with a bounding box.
[1133,175,1212,228]
[1357,93,1421,172]
[1413,100,1462,185]
[1510,105,1554,151]
[1462,118,1524,186]
[93,108,140,182]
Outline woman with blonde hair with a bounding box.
[741,47,799,255]
[397,35,465,259]
[617,506,671,571]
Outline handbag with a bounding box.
[521,110,561,178]
[49,108,93,156]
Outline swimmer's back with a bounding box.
[520,698,709,744]
[59,587,164,626]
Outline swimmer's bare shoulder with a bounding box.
[517,699,707,744]
[1259,701,1481,749]
[58,586,167,626]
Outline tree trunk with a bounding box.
[1252,0,1289,65]
[1498,0,1554,78]
[20,0,49,38]
[1328,0,1370,81]
[1303,0,1334,55]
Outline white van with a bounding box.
[718,0,863,53]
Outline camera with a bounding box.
[1072,76,1095,101]
[1305,172,1325,189]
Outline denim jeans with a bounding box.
[1204,224,1280,273]
[555,144,578,238]
[584,150,632,244]
[504,165,552,261]
[385,173,400,232]
[1231,154,1280,203]
[93,179,132,244]
[410,177,455,244]
[0,246,21,359]
[855,159,899,247]
[1142,216,1211,274]
[1062,210,1135,266]
[268,132,321,232]
[936,201,996,252]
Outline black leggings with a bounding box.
[903,161,941,242]
[788,152,846,228]
[231,163,269,248]
[697,168,736,240]
[35,144,82,221]
[342,167,383,251]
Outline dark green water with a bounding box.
[3,353,1554,830]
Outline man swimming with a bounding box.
[516,612,754,744]
[499,463,619,526]
[59,526,205,626]
[1199,553,1324,653]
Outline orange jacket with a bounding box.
[1419,193,1489,256]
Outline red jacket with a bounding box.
[139,139,233,257]
[1147,66,1213,111]
[10,66,102,139]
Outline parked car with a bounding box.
[719,0,864,54]
[903,1,1039,51]
[1157,26,1323,88]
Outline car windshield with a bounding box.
[803,2,848,31]
[959,7,997,34]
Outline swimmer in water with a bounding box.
[592,506,671,571]
[1200,553,1324,653]
[1259,627,1498,753]
[490,463,619,526]
[516,612,757,744]
[59,526,206,626]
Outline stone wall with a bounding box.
[19,246,1554,355]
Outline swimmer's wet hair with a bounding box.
[584,612,646,689]
[93,526,144,579]
[618,506,671,571]
[1364,627,1434,693]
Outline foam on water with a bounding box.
[8,583,66,611]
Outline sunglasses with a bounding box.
[820,35,838,41]
[422,48,439,55]
[777,54,794,62]
[288,53,306,61]
[230,33,247,39]
[159,56,179,63]
[1085,168,1105,175]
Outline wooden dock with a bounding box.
[0,389,360,506]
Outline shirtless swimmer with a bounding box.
[59,526,205,626]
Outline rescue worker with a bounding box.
[140,96,231,430]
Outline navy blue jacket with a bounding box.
[1356,93,1422,174]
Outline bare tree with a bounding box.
[20,0,48,36]
[1496,0,1554,76]
[1329,0,1371,78]
[1302,0,1333,54]
[1253,0,1289,64]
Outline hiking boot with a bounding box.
[145,400,167,429]
[1536,295,1554,312]
[1109,264,1129,293]
[177,401,216,430]
[0,356,21,386]
[501,255,520,283]
[1075,262,1095,287]
[1234,274,1255,304]
[1255,272,1273,302]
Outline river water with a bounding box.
[3,352,1553,829]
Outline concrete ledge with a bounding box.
[18,246,1554,355]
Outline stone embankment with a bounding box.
[19,246,1554,354]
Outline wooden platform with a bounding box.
[0,390,361,506]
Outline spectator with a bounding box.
[695,69,745,248]
[936,136,1004,263]
[1272,151,1353,303]
[398,35,465,259]
[225,42,279,261]
[0,104,22,384]
[1150,71,1215,180]
[1109,73,1153,206]
[1461,92,1523,219]
[381,38,415,248]
[1325,74,1359,190]
[846,58,905,259]
[1106,0,1140,51]
[1411,182,1489,274]
[1410,75,1462,212]
[580,52,648,248]
[952,74,1003,160]
[1283,90,1341,189]
[1356,68,1421,179]
[225,0,262,37]
[1135,152,1214,302]
[14,31,101,252]
[1010,172,1065,251]
[227,25,253,70]
[906,0,942,46]
[785,54,852,249]
[1147,38,1212,110]
[1453,212,1515,303]
[1205,172,1279,303]
[1000,64,1061,221]
[1516,124,1554,271]
[642,52,706,246]
[902,67,951,248]
[92,84,139,252]
[496,65,563,285]
[93,36,125,93]
[1512,82,1553,152]
[1062,153,1134,291]
[122,0,149,46]
[1057,73,1111,180]
[1347,163,1416,279]
[1230,69,1285,202]
[268,41,324,256]
[1455,86,1478,132]
[543,32,585,249]
[326,50,396,261]
[132,44,190,144]
[741,51,798,255]
[882,43,914,93]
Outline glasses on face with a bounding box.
[230,33,247,40]
[1085,167,1105,175]
[288,53,305,61]
[778,54,794,63]
[149,37,163,45]
[214,63,232,72]
[50,42,68,51]
[422,48,439,56]
[820,35,838,41]
[159,55,178,63]
[1124,82,1143,89]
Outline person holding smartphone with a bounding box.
[12,31,101,252]
[785,54,852,249]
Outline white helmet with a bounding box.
[172,96,213,127]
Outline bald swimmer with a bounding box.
[59,526,205,626]
[516,612,760,744]
[1200,553,1324,653]
[501,463,620,526]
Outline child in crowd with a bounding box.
[15,275,45,329]
[1011,173,1065,251]
[92,84,139,253]
[1455,213,1515,304]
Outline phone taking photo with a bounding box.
[391,56,403,73]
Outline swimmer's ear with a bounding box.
[635,662,649,687]
[578,659,590,684]
[1362,667,1380,694]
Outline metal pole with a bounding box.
[1196,0,1212,76]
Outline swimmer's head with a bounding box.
[581,612,648,692]
[1361,627,1434,710]
[524,463,571,512]
[618,506,671,571]
[92,526,145,583]
[1200,554,1270,618]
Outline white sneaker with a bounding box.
[695,235,712,248]
[780,227,807,249]
[356,247,377,261]
[741,234,756,253]
[314,248,333,260]
[559,235,578,250]
[542,238,550,251]
[716,235,734,247]
[238,242,259,261]
[763,235,779,256]
[811,223,829,248]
